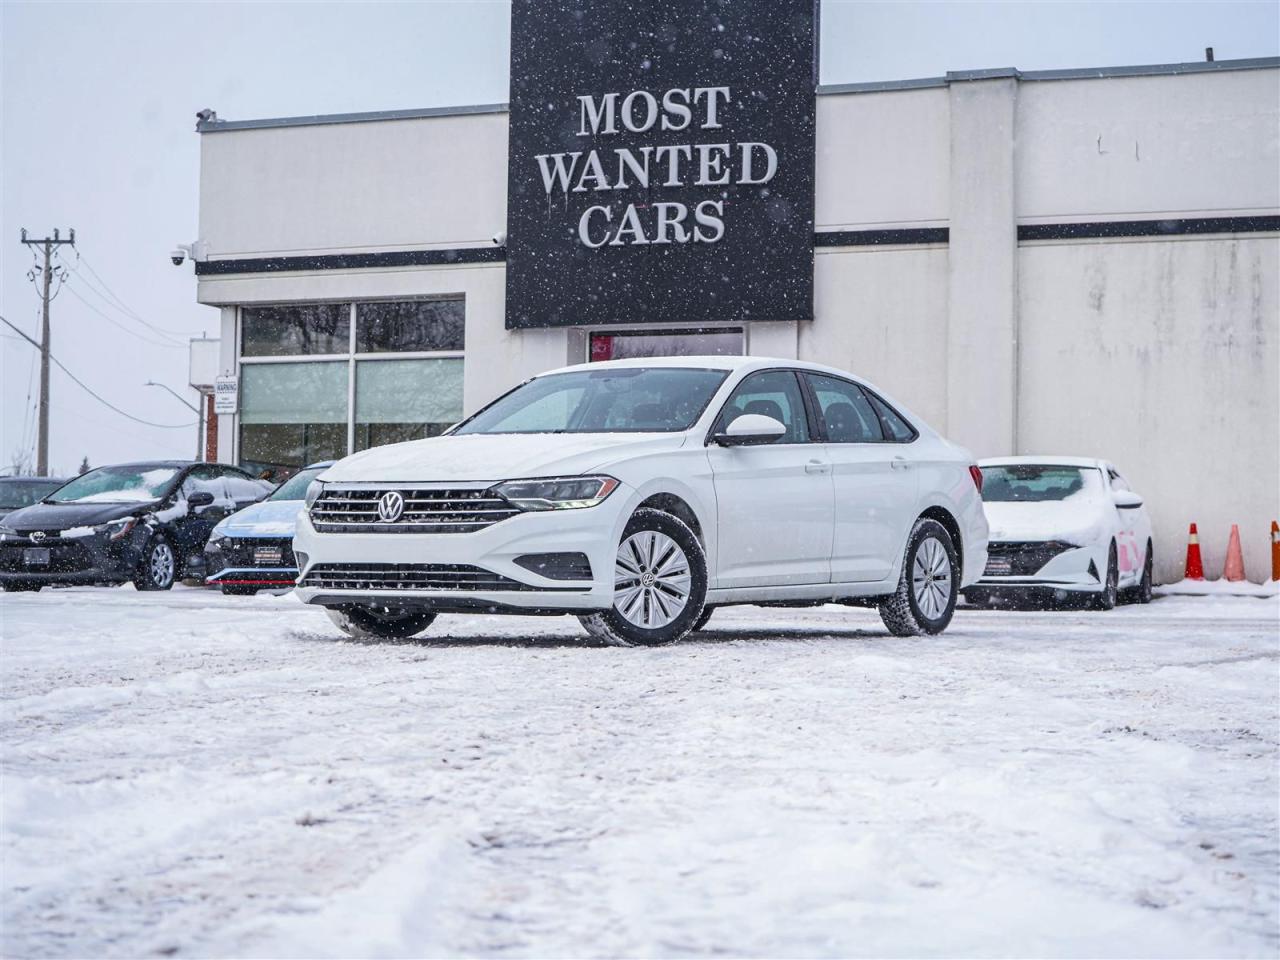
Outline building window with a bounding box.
[357,300,465,353]
[354,357,464,451]
[241,303,350,357]
[589,328,743,361]
[237,299,465,476]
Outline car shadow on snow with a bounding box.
[286,622,891,649]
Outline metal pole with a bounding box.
[37,240,51,476]
[21,228,75,477]
[144,381,202,460]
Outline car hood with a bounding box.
[218,498,304,537]
[2,499,155,532]
[320,432,690,484]
[982,497,1106,544]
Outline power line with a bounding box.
[0,314,196,430]
[72,250,198,337]
[62,280,188,349]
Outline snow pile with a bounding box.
[1157,578,1280,599]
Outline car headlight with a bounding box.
[304,480,325,508]
[0,525,17,542]
[96,517,138,541]
[492,475,619,511]
[206,527,227,547]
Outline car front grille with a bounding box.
[984,541,1077,576]
[220,537,297,568]
[310,487,520,534]
[298,562,532,592]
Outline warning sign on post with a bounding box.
[214,376,238,415]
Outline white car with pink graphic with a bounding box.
[964,457,1153,609]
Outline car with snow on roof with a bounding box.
[0,461,272,592]
[204,461,335,595]
[964,456,1154,610]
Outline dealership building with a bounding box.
[189,48,1278,583]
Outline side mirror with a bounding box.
[1112,489,1143,509]
[713,413,787,446]
[187,491,216,509]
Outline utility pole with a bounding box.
[20,228,75,476]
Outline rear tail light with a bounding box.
[968,465,984,494]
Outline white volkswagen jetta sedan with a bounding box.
[293,357,988,645]
[963,456,1154,609]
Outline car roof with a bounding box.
[979,455,1107,469]
[88,460,249,471]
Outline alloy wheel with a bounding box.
[614,530,691,629]
[911,535,952,621]
[150,542,175,587]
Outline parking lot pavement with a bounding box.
[2,586,1277,958]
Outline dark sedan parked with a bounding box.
[0,461,272,592]
[0,477,69,520]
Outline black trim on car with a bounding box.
[796,372,920,444]
[705,368,818,447]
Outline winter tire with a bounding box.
[578,508,708,646]
[1125,541,1154,605]
[326,605,437,640]
[1094,542,1119,611]
[133,536,176,591]
[691,605,716,632]
[879,518,959,637]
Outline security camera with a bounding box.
[170,248,187,267]
[492,230,507,246]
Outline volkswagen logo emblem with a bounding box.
[29,531,46,543]
[377,491,405,523]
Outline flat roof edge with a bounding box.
[197,101,509,133]
[819,56,1279,95]
[197,56,1280,132]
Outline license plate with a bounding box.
[984,558,1012,576]
[254,545,283,565]
[23,548,51,567]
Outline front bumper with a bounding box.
[292,488,632,613]
[970,540,1104,593]
[204,535,299,586]
[0,526,147,585]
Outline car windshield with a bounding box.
[269,467,325,501]
[454,367,730,435]
[980,465,1103,502]
[47,465,180,503]
[0,480,60,509]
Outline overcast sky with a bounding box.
[2,0,1276,475]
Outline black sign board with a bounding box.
[505,0,818,330]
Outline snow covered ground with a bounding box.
[2,587,1277,959]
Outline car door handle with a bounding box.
[890,457,912,470]
[804,460,831,475]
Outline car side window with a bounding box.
[223,471,271,504]
[865,391,917,442]
[181,467,230,507]
[713,370,810,444]
[805,374,884,442]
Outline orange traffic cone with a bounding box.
[1184,523,1204,581]
[1270,521,1279,582]
[1223,524,1246,582]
